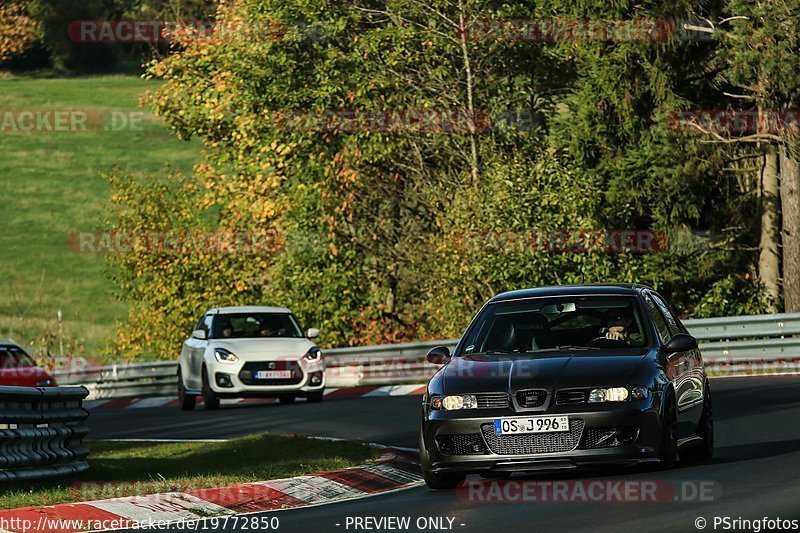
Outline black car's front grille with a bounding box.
[239,360,303,386]
[436,434,486,455]
[480,419,585,455]
[516,389,548,408]
[475,393,510,409]
[582,427,639,449]
[555,389,589,405]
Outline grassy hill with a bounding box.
[0,74,200,360]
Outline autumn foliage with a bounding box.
[105,0,777,358]
[0,2,39,63]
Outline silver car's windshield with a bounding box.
[211,313,303,339]
[461,296,651,355]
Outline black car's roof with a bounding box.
[490,283,652,303]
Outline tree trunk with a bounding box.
[759,144,781,310]
[780,144,800,312]
[457,0,479,186]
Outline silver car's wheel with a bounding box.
[178,368,196,411]
[306,390,324,403]
[201,368,220,410]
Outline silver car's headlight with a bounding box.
[214,348,239,364]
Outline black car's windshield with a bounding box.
[461,296,650,355]
[211,313,303,339]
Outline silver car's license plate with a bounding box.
[494,416,570,435]
[255,370,292,379]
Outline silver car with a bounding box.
[178,306,325,410]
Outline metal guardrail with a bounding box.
[685,313,800,363]
[55,362,176,399]
[57,313,800,398]
[0,386,90,481]
[686,312,800,341]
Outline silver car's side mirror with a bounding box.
[307,328,320,339]
[192,329,207,340]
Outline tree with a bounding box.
[0,2,39,64]
[698,0,800,311]
[106,0,773,357]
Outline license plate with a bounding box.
[255,370,292,379]
[494,416,570,435]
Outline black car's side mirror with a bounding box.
[426,346,451,364]
[663,333,698,354]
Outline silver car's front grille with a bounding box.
[239,360,303,385]
[480,419,585,455]
[475,393,510,409]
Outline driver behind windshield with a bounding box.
[219,319,233,338]
[602,308,642,345]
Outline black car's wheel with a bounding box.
[423,465,466,490]
[279,395,296,405]
[419,427,466,489]
[178,368,196,411]
[306,390,324,403]
[659,390,679,468]
[681,381,714,462]
[480,472,511,480]
[201,368,220,410]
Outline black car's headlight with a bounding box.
[589,386,649,403]
[429,394,478,410]
[214,348,239,364]
[304,347,322,361]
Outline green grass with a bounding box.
[0,434,380,509]
[0,74,201,358]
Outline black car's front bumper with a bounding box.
[421,398,662,474]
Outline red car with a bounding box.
[0,342,57,387]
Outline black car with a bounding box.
[420,284,713,489]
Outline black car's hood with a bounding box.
[442,352,649,395]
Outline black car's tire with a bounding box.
[306,390,324,403]
[480,472,511,480]
[201,368,220,410]
[419,427,466,490]
[659,390,679,469]
[279,395,296,405]
[681,382,714,462]
[178,369,196,411]
[423,466,466,490]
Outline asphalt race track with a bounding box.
[90,376,800,533]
